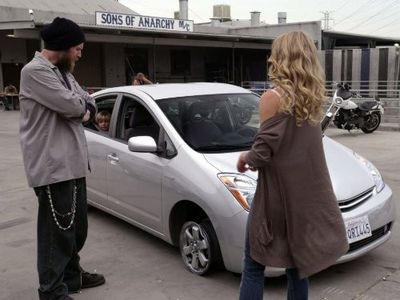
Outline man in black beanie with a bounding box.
[19,17,105,300]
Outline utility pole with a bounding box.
[320,11,334,30]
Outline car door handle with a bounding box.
[107,153,119,163]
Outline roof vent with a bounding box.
[278,12,287,24]
[213,5,231,21]
[250,11,261,26]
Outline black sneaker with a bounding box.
[81,271,106,289]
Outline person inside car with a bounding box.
[95,111,111,132]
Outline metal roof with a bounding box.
[323,30,399,43]
[0,0,137,15]
[322,30,399,49]
[0,0,273,44]
[94,82,251,100]
[0,0,137,29]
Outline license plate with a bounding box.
[345,216,372,244]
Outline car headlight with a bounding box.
[353,152,385,193]
[218,173,257,211]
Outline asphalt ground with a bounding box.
[1,110,399,300]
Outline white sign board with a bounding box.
[95,12,194,32]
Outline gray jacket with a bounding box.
[19,52,96,188]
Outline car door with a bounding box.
[104,94,168,234]
[85,93,120,207]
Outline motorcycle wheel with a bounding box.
[321,116,331,131]
[361,112,381,134]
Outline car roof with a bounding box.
[93,82,252,100]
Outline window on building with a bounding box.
[170,50,191,76]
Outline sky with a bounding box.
[119,0,400,38]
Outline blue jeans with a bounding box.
[239,228,309,300]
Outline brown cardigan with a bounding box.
[246,113,349,279]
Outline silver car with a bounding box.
[85,83,396,276]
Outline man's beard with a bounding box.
[57,53,75,73]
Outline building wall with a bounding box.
[152,46,206,83]
[230,21,322,49]
[387,48,397,91]
[74,42,104,88]
[0,37,104,90]
[319,47,399,97]
[351,49,362,90]
[0,36,27,90]
[191,48,207,81]
[88,44,210,87]
[332,50,342,83]
[369,49,379,91]
[154,46,171,82]
[103,43,125,87]
[0,36,27,63]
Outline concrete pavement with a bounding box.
[0,110,399,300]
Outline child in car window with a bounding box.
[96,111,110,132]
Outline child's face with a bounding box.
[98,119,110,131]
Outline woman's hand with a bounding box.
[237,152,257,172]
[237,152,249,173]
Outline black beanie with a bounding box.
[41,17,85,51]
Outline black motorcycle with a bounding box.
[322,83,384,134]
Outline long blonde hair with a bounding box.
[268,31,326,125]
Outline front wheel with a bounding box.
[179,220,222,276]
[321,115,333,132]
[361,112,381,133]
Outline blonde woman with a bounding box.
[237,31,348,299]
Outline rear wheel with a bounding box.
[179,220,222,276]
[361,112,381,133]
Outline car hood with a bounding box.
[203,136,375,201]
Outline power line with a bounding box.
[346,0,399,32]
[348,0,400,29]
[334,0,380,26]
[335,0,353,13]
[361,5,400,29]
[188,7,207,22]
[371,7,400,32]
[375,19,400,33]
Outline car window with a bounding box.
[84,94,117,136]
[116,96,161,144]
[157,93,260,152]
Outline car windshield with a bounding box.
[157,93,260,152]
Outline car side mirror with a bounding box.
[128,136,157,153]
